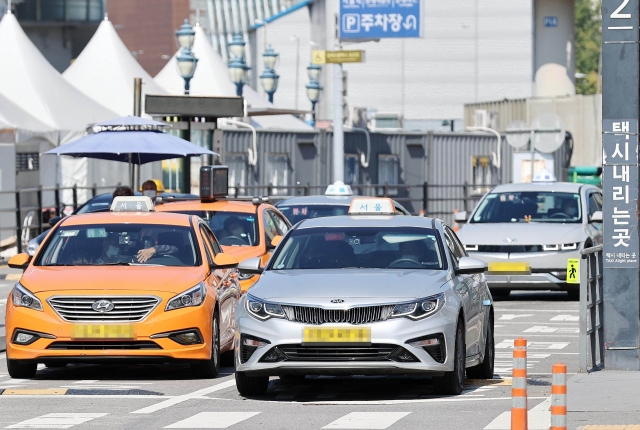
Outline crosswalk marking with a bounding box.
[524,325,579,334]
[550,314,579,321]
[498,314,533,321]
[131,379,236,414]
[484,397,550,429]
[164,412,260,429]
[496,339,570,350]
[6,413,108,429]
[323,412,411,429]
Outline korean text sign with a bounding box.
[340,0,421,39]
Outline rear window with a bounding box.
[277,204,349,224]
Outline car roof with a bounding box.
[276,195,359,206]
[297,215,437,229]
[155,199,260,214]
[60,212,194,227]
[489,182,596,193]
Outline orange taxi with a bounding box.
[155,166,291,293]
[5,196,240,379]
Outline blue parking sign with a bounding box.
[340,0,421,39]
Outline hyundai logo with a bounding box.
[92,300,115,313]
[330,299,344,303]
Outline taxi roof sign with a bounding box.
[532,169,557,182]
[348,198,395,215]
[111,196,155,212]
[325,180,353,196]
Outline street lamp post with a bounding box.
[306,64,322,127]
[260,45,279,103]
[228,33,249,96]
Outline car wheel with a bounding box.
[235,371,269,396]
[43,362,67,369]
[7,358,37,379]
[466,313,494,380]
[191,313,221,379]
[434,319,465,395]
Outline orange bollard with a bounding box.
[515,337,527,351]
[551,363,567,430]
[511,347,528,430]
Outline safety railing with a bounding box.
[579,244,604,372]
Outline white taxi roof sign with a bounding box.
[110,196,155,212]
[348,198,395,215]
[325,180,353,196]
[532,169,557,182]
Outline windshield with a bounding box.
[169,211,259,247]
[75,196,112,214]
[471,191,582,224]
[271,227,444,270]
[277,204,350,224]
[37,224,199,267]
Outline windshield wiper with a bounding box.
[98,262,131,266]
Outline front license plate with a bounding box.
[72,325,135,339]
[303,327,371,345]
[488,262,531,275]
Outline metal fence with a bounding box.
[579,244,604,372]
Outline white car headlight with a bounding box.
[12,282,43,311]
[166,282,206,311]
[390,293,444,320]
[246,295,286,320]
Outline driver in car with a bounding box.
[94,234,179,264]
[396,240,430,267]
[218,216,247,243]
[561,198,579,218]
[136,241,179,263]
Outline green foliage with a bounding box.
[575,0,601,94]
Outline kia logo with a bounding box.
[331,299,344,303]
[92,300,115,313]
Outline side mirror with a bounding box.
[49,216,62,227]
[213,253,239,269]
[589,210,603,223]
[455,256,486,275]
[454,211,468,224]
[9,253,31,270]
[238,257,264,275]
[270,235,283,248]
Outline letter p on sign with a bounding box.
[343,14,360,32]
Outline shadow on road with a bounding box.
[492,290,575,302]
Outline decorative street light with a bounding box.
[260,45,279,103]
[229,33,246,59]
[175,19,198,95]
[306,63,322,127]
[228,33,249,96]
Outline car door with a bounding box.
[443,227,477,359]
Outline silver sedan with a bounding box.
[234,215,494,396]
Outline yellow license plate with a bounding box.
[488,262,531,275]
[303,327,371,345]
[72,325,135,339]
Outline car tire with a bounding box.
[235,371,269,396]
[220,350,235,367]
[191,313,221,379]
[466,313,494,380]
[7,358,37,379]
[43,362,67,369]
[490,289,510,298]
[434,319,465,395]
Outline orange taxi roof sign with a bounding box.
[348,198,395,215]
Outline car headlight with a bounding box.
[246,295,286,320]
[542,243,579,251]
[391,293,444,320]
[26,238,39,256]
[166,282,206,311]
[12,282,43,311]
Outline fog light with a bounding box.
[15,333,34,344]
[408,337,441,348]
[259,347,286,363]
[12,329,55,346]
[243,338,269,348]
[389,347,419,362]
[174,333,199,344]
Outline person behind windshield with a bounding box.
[94,233,179,264]
[398,240,428,264]
[113,186,135,198]
[561,198,579,218]
[219,216,246,241]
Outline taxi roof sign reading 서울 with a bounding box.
[111,196,155,212]
[348,198,395,215]
[325,180,354,196]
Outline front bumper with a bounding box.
[6,290,214,362]
[235,296,459,376]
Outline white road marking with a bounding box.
[524,325,579,334]
[164,412,260,429]
[300,397,547,406]
[73,380,99,384]
[61,385,149,390]
[550,315,579,321]
[498,314,533,321]
[0,353,5,359]
[495,334,578,337]
[495,340,570,350]
[483,398,550,429]
[6,413,108,429]
[497,309,578,312]
[323,412,411,429]
[131,379,236,414]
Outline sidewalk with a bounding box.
[569,371,640,429]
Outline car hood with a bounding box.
[21,266,206,294]
[248,269,449,306]
[221,245,263,261]
[457,222,587,245]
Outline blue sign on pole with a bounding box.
[543,16,558,27]
[340,0,421,39]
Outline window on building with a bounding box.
[378,154,399,196]
[16,153,39,172]
[227,153,248,195]
[267,154,289,195]
[344,154,359,185]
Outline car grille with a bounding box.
[476,245,545,253]
[281,305,395,325]
[47,296,160,322]
[277,344,397,361]
[46,341,161,350]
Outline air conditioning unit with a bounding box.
[474,110,488,128]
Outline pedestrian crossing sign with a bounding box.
[567,259,579,284]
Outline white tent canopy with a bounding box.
[63,17,168,116]
[155,25,312,131]
[0,12,117,135]
[0,91,54,134]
